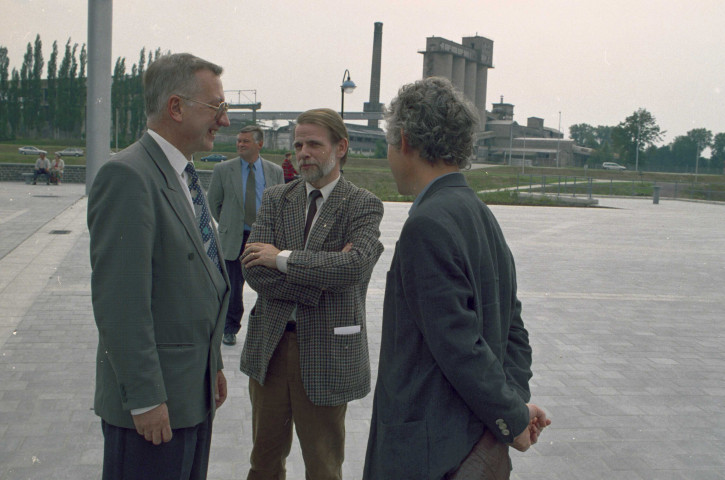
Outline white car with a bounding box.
[18,146,47,155]
[56,147,84,157]
[602,162,626,171]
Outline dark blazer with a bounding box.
[241,177,384,406]
[88,133,230,430]
[363,173,533,479]
[207,156,284,260]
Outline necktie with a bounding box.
[184,163,223,274]
[245,163,256,228]
[304,189,322,244]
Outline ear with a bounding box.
[400,129,412,154]
[168,95,184,123]
[336,137,349,159]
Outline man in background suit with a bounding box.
[88,53,231,480]
[363,77,550,480]
[207,125,284,346]
[240,108,384,479]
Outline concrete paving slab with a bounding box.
[0,181,724,479]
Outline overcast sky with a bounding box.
[3,0,724,145]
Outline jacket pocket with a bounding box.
[328,330,369,394]
[377,419,428,478]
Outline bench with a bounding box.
[20,172,34,184]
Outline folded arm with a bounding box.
[242,189,384,305]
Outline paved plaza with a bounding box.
[1,180,724,480]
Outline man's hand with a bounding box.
[511,403,551,452]
[242,242,280,269]
[215,370,227,408]
[132,403,172,445]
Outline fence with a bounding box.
[514,174,725,203]
[0,164,213,190]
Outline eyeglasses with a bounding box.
[177,95,229,121]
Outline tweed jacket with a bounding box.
[363,173,532,479]
[240,177,384,406]
[207,156,284,260]
[88,133,230,430]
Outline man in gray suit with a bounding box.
[240,108,384,479]
[364,77,551,480]
[88,53,231,480]
[207,125,284,346]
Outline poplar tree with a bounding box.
[47,41,58,137]
[0,47,10,139]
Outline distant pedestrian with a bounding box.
[50,153,65,185]
[207,126,284,347]
[33,152,50,185]
[281,151,298,183]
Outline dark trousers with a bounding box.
[101,414,213,480]
[33,168,50,183]
[225,230,250,334]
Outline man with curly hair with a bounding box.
[363,77,550,480]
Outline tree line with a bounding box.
[569,109,724,174]
[2,35,723,174]
[0,34,164,145]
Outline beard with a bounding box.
[299,150,337,184]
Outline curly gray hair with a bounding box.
[385,77,478,168]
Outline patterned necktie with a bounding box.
[245,163,256,228]
[304,189,322,244]
[184,162,223,274]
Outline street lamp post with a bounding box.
[635,121,640,172]
[340,69,356,119]
[695,140,701,182]
[556,111,561,168]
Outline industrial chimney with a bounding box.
[364,22,384,128]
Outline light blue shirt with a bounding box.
[242,157,267,231]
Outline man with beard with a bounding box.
[240,108,384,480]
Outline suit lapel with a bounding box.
[306,178,349,251]
[227,158,244,212]
[140,134,225,284]
[261,157,275,187]
[280,181,308,250]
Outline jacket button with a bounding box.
[188,252,195,260]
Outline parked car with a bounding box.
[56,147,84,157]
[602,162,626,171]
[18,146,47,155]
[200,153,227,162]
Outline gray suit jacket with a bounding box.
[207,156,284,260]
[363,173,532,479]
[240,177,384,406]
[88,133,230,430]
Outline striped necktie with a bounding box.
[184,162,223,274]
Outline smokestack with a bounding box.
[364,22,383,128]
